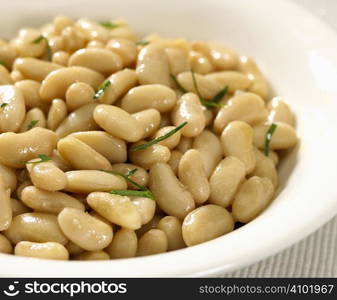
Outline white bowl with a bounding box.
[1,0,337,277]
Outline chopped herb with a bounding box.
[0,103,8,108]
[136,40,149,46]
[170,74,188,93]
[130,122,188,152]
[93,80,111,99]
[191,69,221,108]
[27,120,39,130]
[209,86,228,103]
[32,35,52,61]
[264,123,278,156]
[99,21,119,29]
[110,189,154,200]
[101,169,146,191]
[24,154,51,165]
[0,60,5,66]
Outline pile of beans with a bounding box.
[0,16,298,261]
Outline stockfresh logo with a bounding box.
[3,281,20,297]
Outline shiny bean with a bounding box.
[149,163,195,219]
[232,176,274,223]
[131,197,156,225]
[0,128,57,168]
[176,136,193,154]
[19,108,46,132]
[4,213,67,244]
[93,104,144,142]
[61,26,86,52]
[87,192,142,230]
[137,229,168,256]
[15,241,69,260]
[171,93,205,137]
[0,163,17,191]
[105,228,137,259]
[166,48,190,75]
[167,150,182,175]
[53,15,74,34]
[188,51,213,74]
[182,205,234,246]
[206,71,251,93]
[221,121,256,174]
[58,207,113,251]
[0,175,12,231]
[14,29,46,58]
[152,126,181,149]
[157,216,185,250]
[87,40,105,49]
[11,198,31,216]
[106,38,138,67]
[57,136,112,171]
[21,186,84,213]
[268,97,295,126]
[209,156,246,207]
[0,44,16,69]
[52,51,70,66]
[76,18,110,43]
[75,251,110,260]
[178,149,210,205]
[65,82,95,111]
[0,233,13,254]
[47,99,67,130]
[132,109,161,139]
[0,65,13,85]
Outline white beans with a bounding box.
[65,82,95,111]
[137,229,168,256]
[268,97,295,126]
[221,121,256,174]
[132,109,161,139]
[93,104,144,142]
[206,71,251,93]
[131,197,156,225]
[47,99,67,130]
[0,233,13,254]
[0,175,12,231]
[19,107,46,132]
[58,208,113,251]
[105,228,138,259]
[182,204,234,246]
[15,241,69,260]
[178,149,210,205]
[149,163,195,219]
[157,216,185,250]
[87,192,142,230]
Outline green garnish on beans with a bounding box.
[24,154,52,165]
[264,123,278,156]
[32,35,52,61]
[101,169,146,191]
[130,122,188,152]
[27,120,39,131]
[99,21,119,29]
[93,79,111,99]
[110,189,154,200]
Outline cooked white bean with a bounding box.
[176,136,193,154]
[253,122,298,150]
[110,163,149,190]
[192,130,223,178]
[93,104,144,142]
[69,48,123,74]
[132,109,161,139]
[57,136,112,171]
[178,149,210,205]
[13,58,63,82]
[0,233,13,254]
[40,66,104,101]
[0,85,26,132]
[14,29,46,58]
[69,131,127,163]
[214,92,267,134]
[251,148,278,187]
[98,69,138,104]
[209,156,246,207]
[58,208,113,251]
[269,150,279,166]
[0,44,16,69]
[0,65,13,85]
[129,141,171,170]
[188,50,213,74]
[232,176,274,223]
[53,15,74,34]
[19,108,46,132]
[221,121,256,174]
[152,126,181,149]
[206,71,251,93]
[157,216,185,250]
[149,163,195,219]
[65,241,84,256]
[172,93,205,137]
[0,175,12,231]
[182,204,234,246]
[50,150,72,172]
[11,198,31,217]
[15,180,32,200]
[21,186,84,213]
[176,71,222,99]
[75,251,110,260]
[106,38,138,67]
[105,228,138,259]
[47,99,67,130]
[61,26,86,52]
[0,127,57,168]
[122,84,177,113]
[52,51,70,66]
[4,212,68,244]
[0,163,17,191]
[15,241,69,260]
[238,56,269,99]
[166,48,190,75]
[65,82,95,111]
[268,96,295,126]
[137,229,168,256]
[65,170,126,193]
[10,70,25,83]
[76,18,110,42]
[131,197,156,225]
[87,192,142,230]
[167,150,183,175]
[26,160,67,191]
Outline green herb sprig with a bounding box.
[32,35,52,61]
[93,80,111,99]
[24,154,51,165]
[0,103,8,108]
[170,74,188,93]
[110,189,154,199]
[130,122,188,152]
[0,60,5,66]
[136,40,150,46]
[27,120,39,131]
[264,123,278,156]
[99,21,119,29]
[102,169,146,191]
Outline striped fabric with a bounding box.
[222,216,337,277]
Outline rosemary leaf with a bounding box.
[27,120,39,131]
[93,80,111,99]
[264,123,278,156]
[110,189,154,200]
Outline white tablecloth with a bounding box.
[223,0,337,278]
